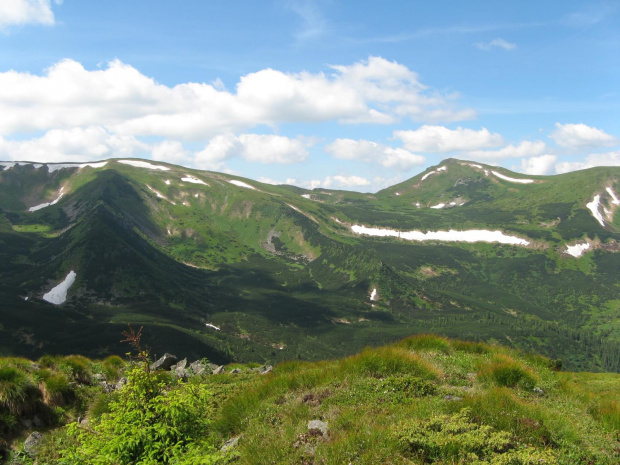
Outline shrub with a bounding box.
[395,408,557,464]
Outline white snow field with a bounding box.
[43,270,77,305]
[370,288,378,301]
[606,187,620,205]
[181,175,208,185]
[228,180,256,190]
[46,162,108,172]
[29,187,65,212]
[586,195,605,227]
[205,323,221,331]
[491,171,535,184]
[421,165,447,181]
[565,242,590,258]
[118,160,170,171]
[350,224,530,246]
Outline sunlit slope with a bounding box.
[0,158,619,372]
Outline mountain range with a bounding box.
[1,158,618,372]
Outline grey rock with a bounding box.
[24,431,44,457]
[259,365,273,375]
[208,363,220,372]
[212,365,226,375]
[79,417,91,428]
[220,435,241,452]
[174,366,190,379]
[189,360,208,375]
[102,381,116,393]
[443,395,463,401]
[116,377,128,390]
[308,419,329,436]
[533,387,545,395]
[92,373,105,382]
[150,353,178,371]
[230,368,242,374]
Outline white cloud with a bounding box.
[465,140,547,160]
[394,125,504,152]
[0,57,473,143]
[322,175,371,189]
[0,126,147,162]
[194,134,311,170]
[151,140,190,164]
[0,0,56,28]
[521,154,557,175]
[325,138,425,169]
[550,123,617,148]
[475,38,517,51]
[555,151,620,174]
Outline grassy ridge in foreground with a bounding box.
[1,335,619,464]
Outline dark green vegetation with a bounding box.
[0,158,619,371]
[2,335,619,463]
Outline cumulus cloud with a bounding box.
[521,154,557,175]
[394,125,504,152]
[0,57,474,144]
[550,123,617,148]
[475,38,517,51]
[465,140,547,160]
[151,140,190,164]
[0,126,147,162]
[325,138,425,169]
[194,134,312,170]
[555,151,620,174]
[321,175,371,189]
[0,0,56,29]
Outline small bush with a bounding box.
[398,334,452,353]
[395,408,557,464]
[59,355,91,384]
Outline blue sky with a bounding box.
[0,0,618,191]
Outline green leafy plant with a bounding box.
[58,326,223,464]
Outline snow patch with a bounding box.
[586,195,605,227]
[181,175,208,185]
[118,160,170,171]
[421,166,447,181]
[164,179,171,185]
[194,193,199,198]
[415,202,421,208]
[351,224,530,246]
[43,270,76,305]
[430,203,445,209]
[147,185,176,205]
[229,180,256,190]
[606,187,620,205]
[287,204,301,213]
[46,162,108,173]
[301,194,312,199]
[29,187,65,212]
[395,192,400,196]
[437,166,447,172]
[491,171,535,184]
[205,323,220,331]
[370,288,378,301]
[565,242,590,258]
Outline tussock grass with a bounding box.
[396,333,453,354]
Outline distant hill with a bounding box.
[0,158,619,371]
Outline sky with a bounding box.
[0,0,618,192]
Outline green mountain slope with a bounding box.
[0,158,619,371]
